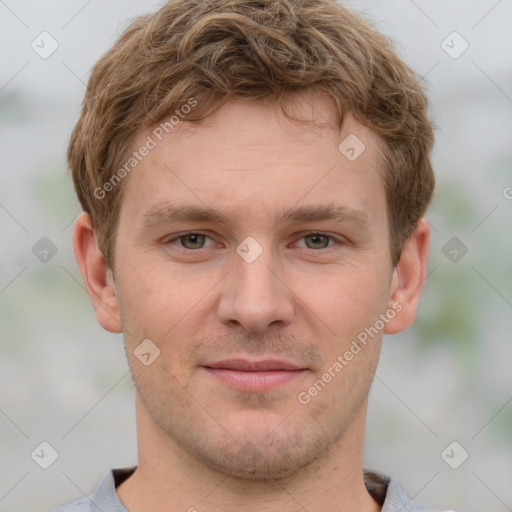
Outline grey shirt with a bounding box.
[48,466,453,512]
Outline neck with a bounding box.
[117,396,381,512]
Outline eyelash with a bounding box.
[164,231,342,251]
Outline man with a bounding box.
[51,0,449,510]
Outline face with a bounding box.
[92,94,415,479]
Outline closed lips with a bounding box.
[203,359,304,371]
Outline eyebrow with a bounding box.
[140,203,370,231]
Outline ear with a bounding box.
[72,212,123,333]
[384,218,430,335]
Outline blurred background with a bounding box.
[1,1,511,511]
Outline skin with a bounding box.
[73,92,430,512]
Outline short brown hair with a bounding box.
[68,0,434,267]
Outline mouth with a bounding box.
[201,358,308,392]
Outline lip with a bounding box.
[202,358,307,392]
[204,358,303,371]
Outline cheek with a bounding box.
[293,263,391,337]
[115,260,179,339]
[115,259,219,360]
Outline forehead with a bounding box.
[141,95,381,165]
[120,95,386,226]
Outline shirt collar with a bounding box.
[87,466,442,512]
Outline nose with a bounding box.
[217,245,295,334]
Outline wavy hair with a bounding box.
[68,0,435,267]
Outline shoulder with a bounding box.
[364,468,456,512]
[45,466,135,512]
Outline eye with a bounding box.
[296,233,338,250]
[166,232,214,250]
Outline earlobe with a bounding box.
[72,212,123,333]
[384,218,430,335]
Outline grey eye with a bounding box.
[179,233,206,249]
[304,234,331,249]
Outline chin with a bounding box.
[179,417,331,481]
[199,438,321,481]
